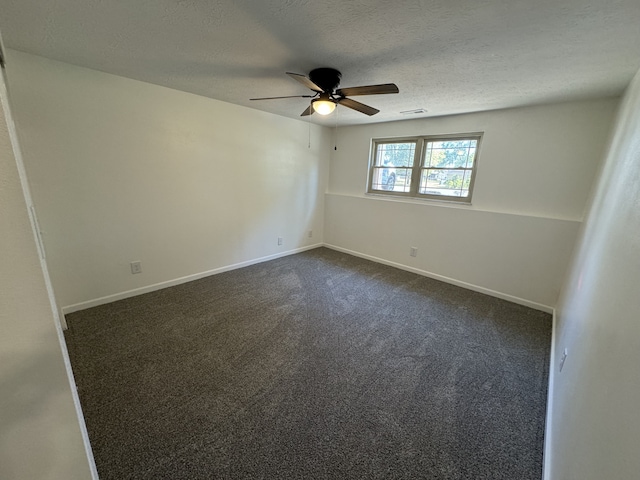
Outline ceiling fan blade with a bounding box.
[286,72,324,92]
[335,83,399,97]
[250,94,315,101]
[337,97,379,116]
[300,105,314,116]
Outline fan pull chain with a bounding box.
[334,105,338,151]
[308,116,311,149]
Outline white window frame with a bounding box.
[367,133,483,203]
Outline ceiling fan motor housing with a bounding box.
[309,68,342,93]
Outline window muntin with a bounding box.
[367,134,481,202]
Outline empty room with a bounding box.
[1,1,640,479]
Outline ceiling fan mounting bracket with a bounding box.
[309,68,342,93]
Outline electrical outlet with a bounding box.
[559,348,568,372]
[130,261,142,274]
[410,247,418,257]
[308,230,313,238]
[277,237,283,246]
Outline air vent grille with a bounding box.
[400,108,427,115]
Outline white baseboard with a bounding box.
[63,242,553,316]
[62,243,323,316]
[323,244,554,313]
[542,309,557,480]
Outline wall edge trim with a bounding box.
[542,308,557,480]
[325,191,584,223]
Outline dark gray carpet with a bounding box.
[64,247,551,480]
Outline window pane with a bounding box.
[419,168,471,197]
[371,167,412,192]
[387,168,412,193]
[425,139,478,168]
[376,142,415,168]
[371,167,394,191]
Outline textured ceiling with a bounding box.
[0,0,639,126]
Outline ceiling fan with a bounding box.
[250,68,399,117]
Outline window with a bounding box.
[367,133,482,203]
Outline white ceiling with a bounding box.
[1,0,639,126]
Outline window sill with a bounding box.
[364,191,474,208]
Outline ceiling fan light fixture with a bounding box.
[312,94,336,115]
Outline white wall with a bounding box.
[0,66,94,478]
[325,99,618,308]
[5,50,330,315]
[547,70,640,479]
[4,44,632,480]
